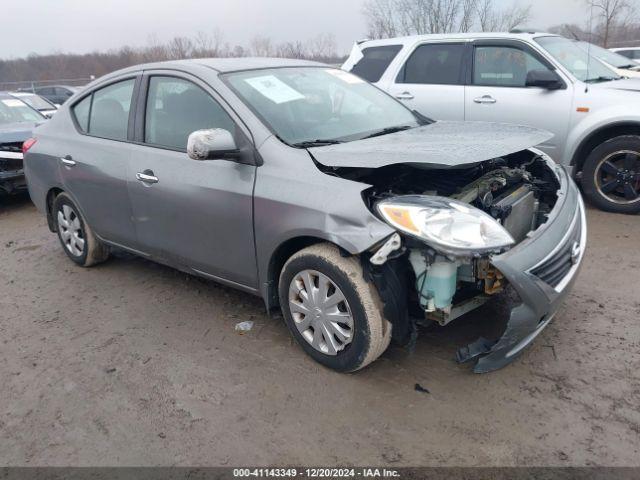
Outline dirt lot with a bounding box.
[0,193,639,467]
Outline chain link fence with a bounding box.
[0,76,94,92]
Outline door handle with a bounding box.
[395,91,414,100]
[473,95,497,104]
[136,171,159,184]
[60,156,76,167]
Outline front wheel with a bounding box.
[52,192,109,267]
[582,135,640,214]
[279,243,391,372]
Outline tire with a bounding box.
[582,135,640,214]
[279,243,392,372]
[52,192,109,267]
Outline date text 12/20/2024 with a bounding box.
[233,468,401,478]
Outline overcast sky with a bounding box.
[2,0,588,59]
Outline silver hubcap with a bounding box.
[57,205,85,257]
[288,269,354,356]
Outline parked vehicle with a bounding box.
[9,92,57,117]
[610,47,640,64]
[32,85,79,105]
[0,92,46,195]
[576,41,640,78]
[343,32,640,213]
[24,59,585,373]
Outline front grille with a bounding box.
[530,212,582,288]
[0,142,23,153]
[0,143,24,172]
[0,158,23,171]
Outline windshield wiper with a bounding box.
[292,139,343,148]
[361,125,413,140]
[585,76,620,83]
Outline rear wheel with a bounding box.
[279,243,391,372]
[53,192,109,267]
[582,136,640,214]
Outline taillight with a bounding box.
[22,138,37,154]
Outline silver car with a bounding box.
[24,58,586,373]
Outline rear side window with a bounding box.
[350,45,402,82]
[72,95,91,132]
[89,79,135,140]
[398,43,465,85]
[144,76,236,150]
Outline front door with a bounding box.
[386,42,467,121]
[464,41,574,161]
[126,73,257,288]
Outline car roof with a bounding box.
[358,31,559,47]
[103,57,327,79]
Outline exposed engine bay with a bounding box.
[317,149,560,343]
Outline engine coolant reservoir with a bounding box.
[409,251,458,311]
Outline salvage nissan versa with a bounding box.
[23,59,586,373]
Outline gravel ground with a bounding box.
[1,193,639,467]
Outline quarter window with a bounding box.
[350,45,403,83]
[398,43,465,85]
[88,79,135,140]
[144,76,236,150]
[72,95,91,132]
[473,46,548,87]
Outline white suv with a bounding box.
[343,32,640,214]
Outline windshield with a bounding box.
[224,67,420,146]
[0,97,44,125]
[15,93,54,111]
[536,36,622,82]
[576,41,638,69]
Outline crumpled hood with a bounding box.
[309,121,554,169]
[0,121,40,144]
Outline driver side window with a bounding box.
[144,76,236,151]
[473,46,549,87]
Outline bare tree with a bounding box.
[586,0,637,47]
[306,33,338,60]
[363,0,531,37]
[250,35,274,57]
[166,36,194,59]
[363,0,399,38]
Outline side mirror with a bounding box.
[525,69,564,90]
[187,129,238,161]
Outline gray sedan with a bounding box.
[23,58,586,373]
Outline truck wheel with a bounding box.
[279,243,392,372]
[582,135,640,214]
[52,192,109,267]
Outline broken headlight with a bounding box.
[376,195,515,255]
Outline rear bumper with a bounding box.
[460,163,587,373]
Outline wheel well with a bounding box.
[265,236,337,311]
[45,187,64,232]
[573,123,640,173]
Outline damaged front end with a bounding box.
[0,142,27,195]
[322,148,586,372]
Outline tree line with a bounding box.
[2,0,640,87]
[0,31,342,87]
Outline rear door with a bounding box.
[126,71,257,288]
[61,76,140,247]
[464,40,574,160]
[386,42,468,121]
